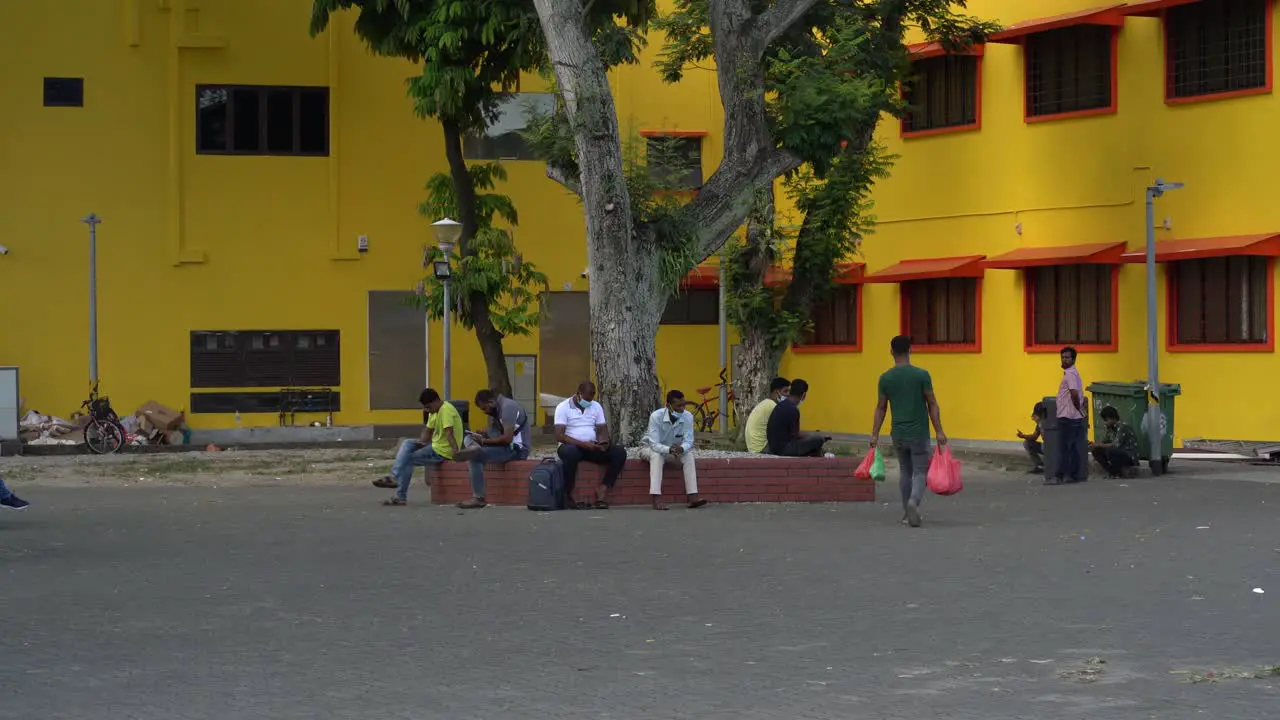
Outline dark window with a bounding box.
[43,77,84,107]
[190,330,341,387]
[646,136,703,189]
[463,93,557,160]
[1171,256,1269,345]
[1166,0,1269,100]
[903,278,979,346]
[902,55,980,133]
[800,286,859,346]
[189,391,341,415]
[196,85,329,156]
[1025,25,1114,117]
[661,289,719,325]
[1027,265,1114,346]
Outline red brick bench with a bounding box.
[430,456,874,506]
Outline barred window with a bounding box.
[1027,265,1115,347]
[1026,25,1114,118]
[1166,0,1269,100]
[902,55,980,133]
[191,330,341,387]
[904,278,979,346]
[661,289,718,325]
[800,286,860,347]
[1171,257,1269,345]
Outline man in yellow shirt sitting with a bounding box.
[744,377,790,453]
[372,388,462,506]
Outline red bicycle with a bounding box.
[76,382,126,455]
[690,368,739,433]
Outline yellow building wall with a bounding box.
[0,0,727,431]
[787,0,1280,445]
[2,0,1275,445]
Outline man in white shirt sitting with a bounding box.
[554,381,627,509]
[640,390,707,511]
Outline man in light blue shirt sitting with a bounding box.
[640,389,707,511]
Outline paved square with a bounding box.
[2,462,1278,719]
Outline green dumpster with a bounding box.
[1086,381,1181,475]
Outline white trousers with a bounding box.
[639,448,698,495]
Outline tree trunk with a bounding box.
[731,186,786,413]
[532,0,663,444]
[441,120,514,398]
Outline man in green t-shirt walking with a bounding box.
[870,335,948,528]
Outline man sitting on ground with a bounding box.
[744,377,790,454]
[765,379,830,457]
[640,390,707,511]
[555,381,627,509]
[454,389,530,509]
[1016,402,1047,474]
[371,388,461,506]
[1091,406,1139,478]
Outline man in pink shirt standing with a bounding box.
[1050,346,1087,485]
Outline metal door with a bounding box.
[367,291,427,410]
[505,355,538,420]
[539,292,591,410]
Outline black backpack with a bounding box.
[526,458,566,511]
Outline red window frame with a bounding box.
[900,45,984,139]
[793,284,863,354]
[1166,256,1276,352]
[1162,0,1275,105]
[899,278,983,353]
[1023,25,1121,123]
[1023,265,1120,352]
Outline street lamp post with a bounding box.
[431,218,463,401]
[82,213,103,386]
[1144,179,1183,475]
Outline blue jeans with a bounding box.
[893,437,931,510]
[468,445,529,498]
[0,475,12,500]
[1057,417,1085,481]
[391,439,447,500]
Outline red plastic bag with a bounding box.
[854,448,877,481]
[926,446,963,496]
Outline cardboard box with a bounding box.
[135,401,185,433]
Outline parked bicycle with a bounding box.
[78,382,126,455]
[690,368,739,433]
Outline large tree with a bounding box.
[657,0,997,411]
[529,0,879,443]
[310,0,549,397]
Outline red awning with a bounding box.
[907,41,985,59]
[1119,233,1280,263]
[681,262,864,288]
[982,242,1126,269]
[988,4,1126,44]
[1118,0,1201,18]
[862,256,986,283]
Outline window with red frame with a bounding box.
[1166,0,1269,100]
[1171,256,1269,344]
[800,286,859,346]
[904,278,978,346]
[902,55,979,133]
[1025,25,1114,118]
[1026,265,1114,346]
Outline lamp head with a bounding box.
[432,217,462,254]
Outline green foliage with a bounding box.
[410,163,549,337]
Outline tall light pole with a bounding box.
[1145,179,1183,474]
[717,247,729,435]
[82,213,103,387]
[431,218,462,401]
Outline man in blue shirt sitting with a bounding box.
[640,390,707,511]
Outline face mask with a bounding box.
[669,411,680,423]
[577,398,591,410]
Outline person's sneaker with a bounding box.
[905,500,922,528]
[1,494,30,511]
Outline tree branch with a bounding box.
[685,147,800,260]
[755,0,821,48]
[544,163,582,196]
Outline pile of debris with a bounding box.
[20,400,190,449]
[19,410,78,446]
